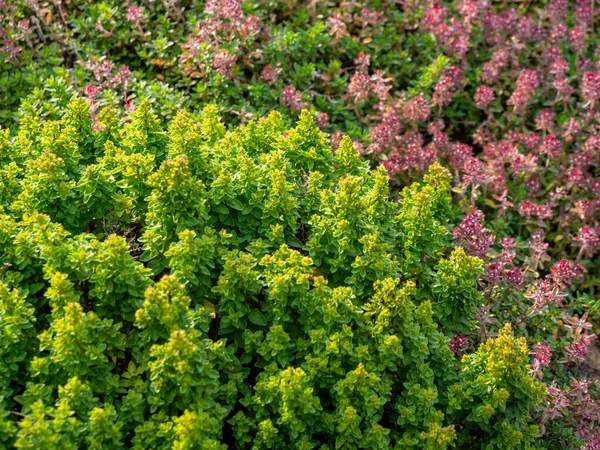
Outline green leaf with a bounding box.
[28,283,45,295]
[214,204,228,215]
[248,308,267,327]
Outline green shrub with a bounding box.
[0,100,545,449]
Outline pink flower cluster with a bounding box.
[530,342,551,378]
[281,86,309,112]
[179,0,260,79]
[449,335,468,358]
[452,210,495,258]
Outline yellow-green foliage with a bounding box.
[0,101,543,449]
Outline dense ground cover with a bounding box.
[0,100,551,449]
[0,0,599,448]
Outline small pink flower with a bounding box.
[0,39,22,62]
[574,0,594,28]
[260,64,279,84]
[83,85,101,98]
[315,112,329,130]
[354,52,371,70]
[569,27,587,53]
[369,71,392,101]
[519,201,537,219]
[446,36,470,59]
[359,8,384,28]
[474,85,495,109]
[370,114,400,148]
[581,72,600,104]
[380,154,401,177]
[583,135,600,154]
[507,88,530,111]
[449,335,468,358]
[564,167,588,188]
[461,157,486,186]
[401,94,430,123]
[549,23,567,42]
[505,268,523,289]
[213,49,237,78]
[446,143,472,170]
[482,48,509,82]
[567,334,597,363]
[486,262,504,285]
[540,135,561,159]
[574,225,599,258]
[530,342,551,378]
[549,259,578,289]
[524,176,540,196]
[535,110,555,132]
[573,199,595,221]
[549,57,569,77]
[562,118,581,141]
[516,69,540,91]
[444,66,463,86]
[347,72,371,104]
[241,16,261,36]
[281,86,308,111]
[433,76,456,108]
[546,0,568,23]
[552,78,575,98]
[204,0,243,22]
[525,279,562,310]
[545,46,564,62]
[453,210,495,258]
[326,12,349,43]
[421,3,448,32]
[534,342,552,366]
[112,65,131,84]
[126,6,143,23]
